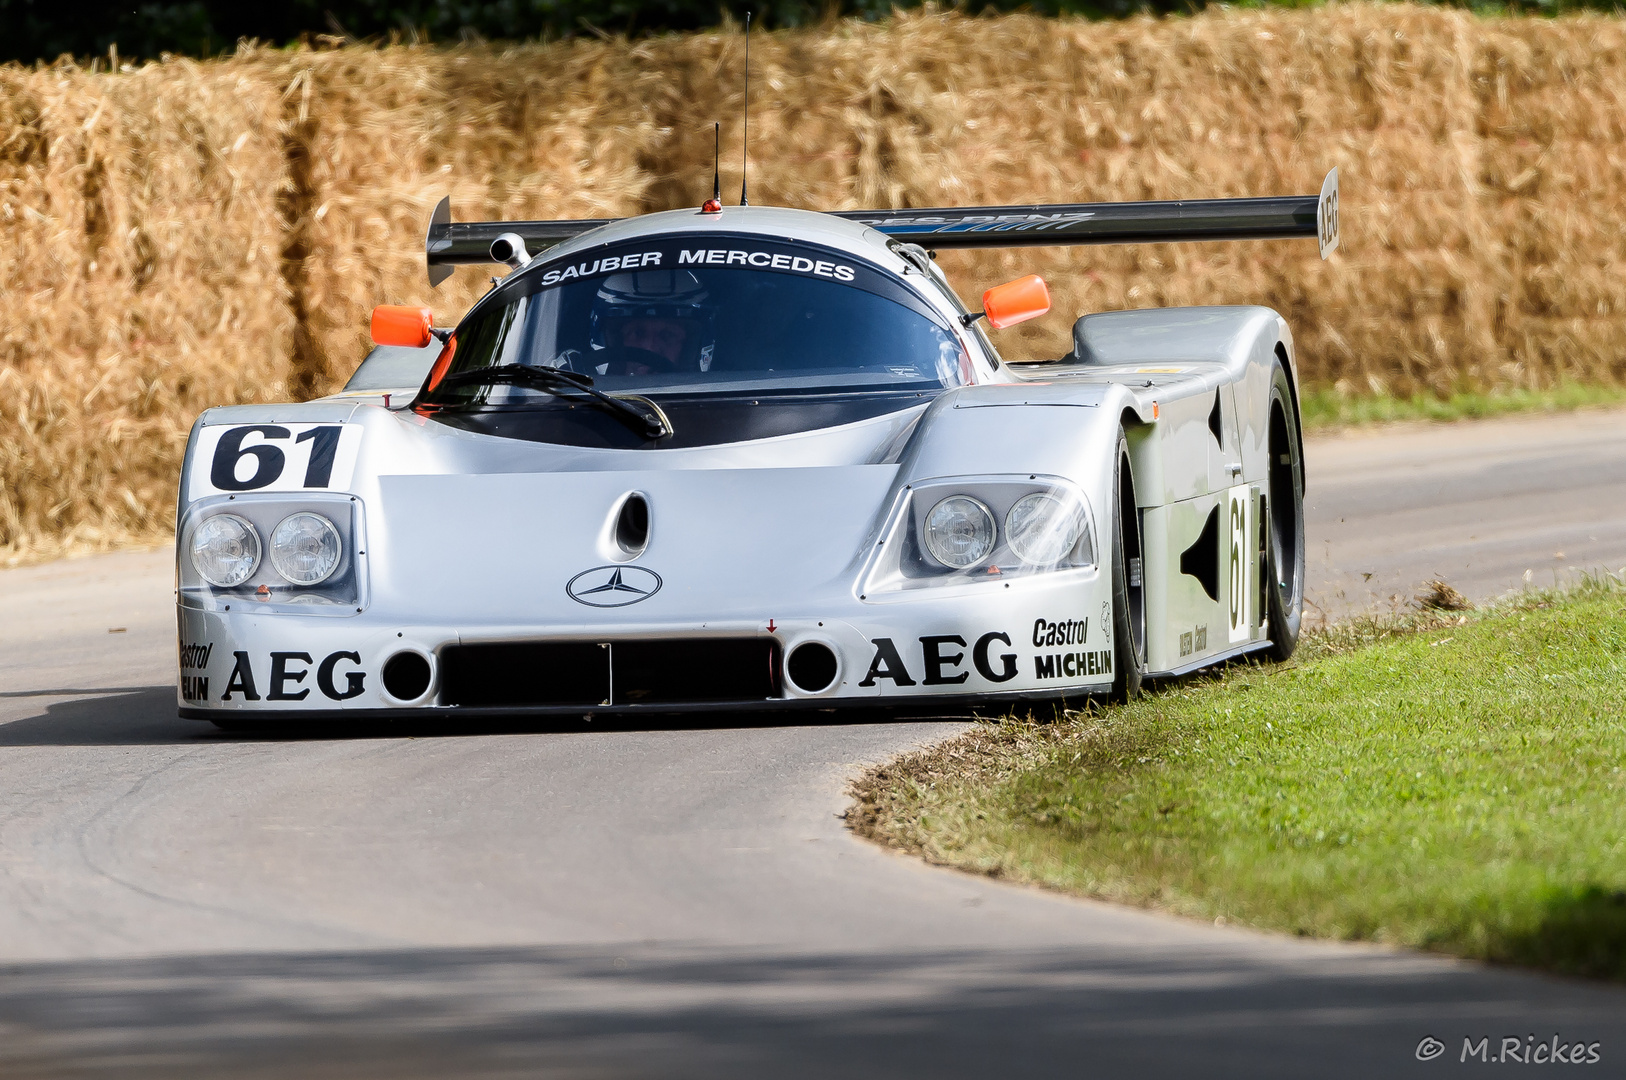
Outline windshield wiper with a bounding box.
[428,364,671,439]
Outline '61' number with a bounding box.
[210,425,342,491]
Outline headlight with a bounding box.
[269,512,343,585]
[190,514,261,587]
[924,496,996,568]
[1006,492,1085,566]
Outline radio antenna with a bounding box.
[700,123,723,213]
[739,11,751,206]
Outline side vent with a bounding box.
[1208,391,1224,446]
[1180,505,1221,603]
[616,493,650,556]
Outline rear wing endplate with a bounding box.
[424,168,1338,287]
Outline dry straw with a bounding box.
[2,5,1624,560]
[0,59,291,563]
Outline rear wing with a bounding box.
[424,168,1338,287]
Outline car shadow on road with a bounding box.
[0,687,201,746]
[0,687,984,747]
[2,940,1622,1080]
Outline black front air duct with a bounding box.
[382,652,432,701]
[440,639,779,708]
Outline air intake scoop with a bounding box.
[615,493,650,557]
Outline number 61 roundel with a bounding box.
[190,424,363,499]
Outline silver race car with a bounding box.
[176,171,1339,725]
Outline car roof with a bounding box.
[530,205,897,267]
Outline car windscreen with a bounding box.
[424,236,971,403]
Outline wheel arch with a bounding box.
[1273,339,1307,494]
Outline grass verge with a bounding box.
[850,580,1626,980]
[1298,383,1626,430]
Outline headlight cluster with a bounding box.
[190,511,343,588]
[861,476,1095,598]
[918,486,1092,572]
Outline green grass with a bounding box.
[1298,383,1626,430]
[850,582,1626,980]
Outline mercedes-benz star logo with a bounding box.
[566,565,663,607]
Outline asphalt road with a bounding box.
[1303,405,1626,618]
[3,409,1625,1078]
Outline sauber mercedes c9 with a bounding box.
[176,171,1339,726]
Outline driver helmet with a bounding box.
[589,269,716,371]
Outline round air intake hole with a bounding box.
[383,652,432,701]
[787,642,839,693]
[616,493,650,555]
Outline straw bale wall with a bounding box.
[0,60,291,561]
[1472,19,1626,389]
[3,5,1625,559]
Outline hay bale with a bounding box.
[0,58,291,563]
[1474,16,1626,389]
[618,7,1510,388]
[236,40,660,396]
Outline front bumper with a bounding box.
[176,575,1118,719]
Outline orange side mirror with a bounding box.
[981,275,1051,330]
[371,305,434,348]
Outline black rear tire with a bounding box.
[1110,431,1147,701]
[1262,360,1306,662]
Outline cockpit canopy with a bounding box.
[425,236,972,404]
